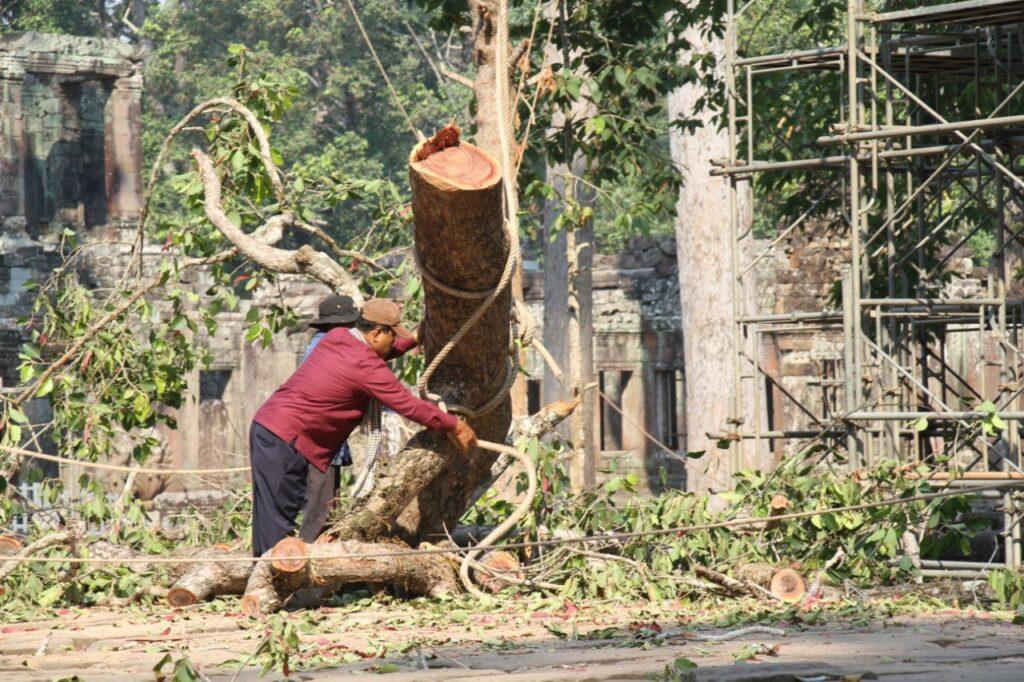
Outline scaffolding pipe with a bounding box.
[817,113,1024,145]
[846,411,1024,420]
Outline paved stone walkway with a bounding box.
[2,602,1022,680]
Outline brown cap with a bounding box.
[360,298,414,340]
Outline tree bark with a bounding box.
[667,25,757,491]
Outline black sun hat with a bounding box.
[308,295,360,329]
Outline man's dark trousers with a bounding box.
[250,422,309,556]
[297,465,339,543]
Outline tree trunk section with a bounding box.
[735,562,807,602]
[240,537,461,616]
[667,25,758,491]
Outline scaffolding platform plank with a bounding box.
[869,0,1024,26]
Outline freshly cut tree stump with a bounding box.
[769,568,807,602]
[240,537,461,616]
[165,549,253,607]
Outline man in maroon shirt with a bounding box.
[249,298,477,556]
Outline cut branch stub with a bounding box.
[0,535,22,556]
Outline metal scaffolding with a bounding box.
[719,0,1024,572]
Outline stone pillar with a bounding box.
[0,70,26,224]
[103,71,143,222]
[620,366,646,455]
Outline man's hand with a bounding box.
[448,418,478,453]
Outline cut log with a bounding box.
[0,535,23,556]
[735,562,807,602]
[322,125,511,546]
[240,537,461,617]
[165,549,252,607]
[472,550,524,594]
[176,398,572,607]
[770,568,807,602]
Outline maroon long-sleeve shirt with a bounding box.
[253,328,458,471]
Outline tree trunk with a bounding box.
[468,0,528,417]
[667,25,756,491]
[541,3,597,490]
[394,129,513,542]
[542,160,596,491]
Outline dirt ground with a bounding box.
[3,596,1024,681]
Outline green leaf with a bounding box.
[910,417,928,432]
[673,658,698,671]
[686,450,706,459]
[375,663,401,674]
[134,393,151,421]
[35,377,54,398]
[7,408,28,424]
[36,584,62,607]
[614,65,629,87]
[979,400,997,414]
[153,653,173,675]
[173,656,202,682]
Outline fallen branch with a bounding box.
[695,625,787,642]
[0,530,74,584]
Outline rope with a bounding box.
[459,439,537,597]
[4,479,1022,566]
[343,0,424,142]
[1,446,249,476]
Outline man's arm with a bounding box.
[385,335,418,361]
[359,358,457,432]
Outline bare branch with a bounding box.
[440,67,475,89]
[293,219,397,278]
[191,149,360,300]
[510,38,530,73]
